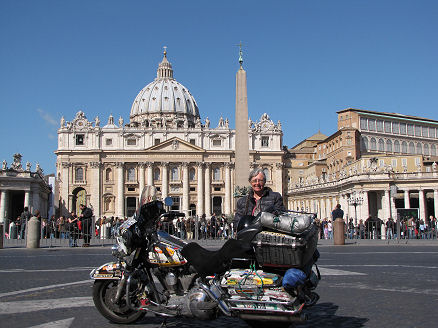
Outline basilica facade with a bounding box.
[55,51,284,218]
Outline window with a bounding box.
[415,157,421,166]
[378,139,384,151]
[394,140,400,152]
[75,167,84,182]
[376,120,383,132]
[368,119,376,131]
[402,141,408,153]
[261,136,269,147]
[400,123,406,135]
[360,118,368,130]
[154,138,160,145]
[128,187,135,192]
[415,125,421,137]
[384,121,391,133]
[105,168,112,182]
[75,134,84,145]
[127,138,137,146]
[105,138,113,146]
[429,127,436,139]
[416,143,422,154]
[392,159,397,167]
[170,167,179,181]
[213,167,221,181]
[402,158,407,166]
[263,168,270,181]
[422,126,428,138]
[431,144,436,156]
[424,144,429,155]
[214,187,221,192]
[379,159,385,167]
[189,139,196,145]
[189,168,196,181]
[154,168,160,181]
[392,122,400,134]
[212,139,222,147]
[409,142,415,154]
[386,140,392,152]
[361,136,368,151]
[407,124,414,136]
[127,168,136,182]
[190,187,196,192]
[370,138,377,151]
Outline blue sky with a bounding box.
[1,0,437,174]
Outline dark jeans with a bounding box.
[82,219,92,244]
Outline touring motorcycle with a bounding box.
[90,186,320,326]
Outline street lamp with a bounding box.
[348,192,364,227]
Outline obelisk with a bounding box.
[234,43,250,192]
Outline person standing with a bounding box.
[79,204,93,247]
[386,218,394,239]
[19,207,31,239]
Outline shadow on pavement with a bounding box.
[295,302,368,328]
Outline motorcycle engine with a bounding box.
[186,287,218,320]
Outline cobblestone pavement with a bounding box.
[1,245,438,327]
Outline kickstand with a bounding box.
[159,318,167,328]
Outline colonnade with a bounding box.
[0,189,44,224]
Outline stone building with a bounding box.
[287,108,438,225]
[55,50,284,218]
[0,154,51,224]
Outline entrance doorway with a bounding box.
[72,187,86,216]
[126,197,137,217]
[212,196,222,215]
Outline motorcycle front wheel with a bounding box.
[93,280,145,324]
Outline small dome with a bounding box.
[130,50,200,123]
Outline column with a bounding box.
[275,163,283,194]
[404,190,410,209]
[326,198,331,219]
[182,162,189,216]
[0,190,7,224]
[224,163,231,215]
[434,189,438,219]
[138,163,146,198]
[196,163,204,216]
[147,162,154,186]
[61,162,70,215]
[383,190,391,221]
[162,163,168,199]
[24,190,31,209]
[361,191,369,220]
[419,189,426,222]
[116,162,125,218]
[90,162,101,218]
[32,189,40,213]
[204,163,211,217]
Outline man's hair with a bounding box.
[80,204,85,207]
[24,207,28,211]
[248,168,266,182]
[33,210,40,217]
[336,204,341,209]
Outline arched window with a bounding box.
[171,167,179,181]
[416,143,422,155]
[154,168,160,181]
[424,144,429,155]
[105,168,112,182]
[402,141,408,153]
[75,167,84,182]
[394,140,400,152]
[409,142,415,154]
[127,168,136,182]
[361,136,368,152]
[378,138,384,151]
[431,144,437,156]
[213,167,221,181]
[263,168,270,181]
[386,140,393,152]
[370,138,377,151]
[189,168,196,181]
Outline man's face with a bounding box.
[250,172,265,193]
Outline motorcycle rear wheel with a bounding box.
[93,280,145,324]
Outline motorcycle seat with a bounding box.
[181,239,252,276]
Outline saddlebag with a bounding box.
[259,212,315,236]
[252,224,318,269]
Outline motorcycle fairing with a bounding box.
[90,262,124,280]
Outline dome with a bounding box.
[130,50,200,123]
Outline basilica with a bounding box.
[55,50,284,218]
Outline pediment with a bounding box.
[147,137,204,152]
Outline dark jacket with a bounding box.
[234,187,285,227]
[80,206,93,221]
[332,208,344,220]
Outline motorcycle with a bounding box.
[90,186,320,327]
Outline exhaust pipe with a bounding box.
[238,313,308,323]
